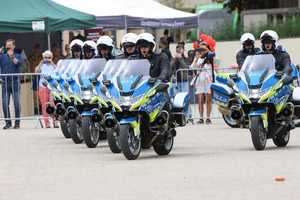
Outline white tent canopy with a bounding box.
[53,0,198,28]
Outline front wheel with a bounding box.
[250,116,267,150]
[119,124,141,160]
[82,117,100,148]
[153,134,174,156]
[60,120,71,139]
[222,114,240,128]
[273,129,290,147]
[69,119,84,144]
[107,128,121,153]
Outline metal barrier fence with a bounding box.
[0,73,54,128]
[0,66,239,127]
[174,66,239,123]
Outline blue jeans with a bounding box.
[1,80,21,125]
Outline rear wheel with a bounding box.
[153,134,174,156]
[273,127,290,147]
[60,120,71,139]
[107,128,121,153]
[69,119,83,144]
[119,124,141,160]
[82,117,100,148]
[222,114,240,128]
[250,116,267,150]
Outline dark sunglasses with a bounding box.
[123,43,136,48]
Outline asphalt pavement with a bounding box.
[0,119,300,200]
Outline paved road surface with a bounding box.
[0,120,300,200]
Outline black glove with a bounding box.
[282,74,293,85]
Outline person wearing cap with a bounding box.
[191,43,216,124]
[96,35,115,60]
[119,33,138,58]
[136,32,171,81]
[83,40,97,59]
[69,39,84,59]
[35,50,58,128]
[260,30,292,78]
[236,33,260,69]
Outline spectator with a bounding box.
[51,44,63,64]
[177,41,185,49]
[28,43,42,73]
[35,50,58,128]
[161,29,174,47]
[0,39,23,129]
[64,44,71,58]
[171,45,189,91]
[159,37,172,62]
[192,44,215,125]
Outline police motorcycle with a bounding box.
[43,60,79,139]
[212,54,298,150]
[212,70,244,128]
[213,61,300,129]
[102,59,189,160]
[73,59,111,148]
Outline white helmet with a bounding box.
[122,33,138,45]
[70,39,84,48]
[136,33,156,49]
[240,33,255,44]
[83,40,97,50]
[260,30,279,42]
[97,35,114,48]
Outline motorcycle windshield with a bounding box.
[101,59,150,78]
[240,54,276,87]
[56,59,81,77]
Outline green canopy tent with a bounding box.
[0,0,96,49]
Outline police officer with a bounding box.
[260,30,292,80]
[96,35,115,60]
[236,33,260,69]
[136,33,171,81]
[82,40,97,59]
[120,33,138,58]
[69,39,84,59]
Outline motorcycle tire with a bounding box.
[119,124,141,160]
[82,117,100,148]
[273,129,290,147]
[69,119,84,144]
[153,134,174,156]
[107,128,121,153]
[250,116,267,150]
[60,120,71,139]
[222,114,240,128]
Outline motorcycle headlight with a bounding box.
[249,89,260,99]
[81,90,93,101]
[120,95,143,107]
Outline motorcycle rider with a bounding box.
[96,35,115,60]
[236,33,260,69]
[69,39,84,59]
[83,40,97,59]
[119,33,138,58]
[135,33,171,81]
[260,30,292,81]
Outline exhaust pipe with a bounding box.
[46,103,55,115]
[56,103,66,116]
[91,108,103,122]
[282,102,294,117]
[67,107,78,119]
[104,113,117,128]
[230,105,242,120]
[156,110,169,126]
